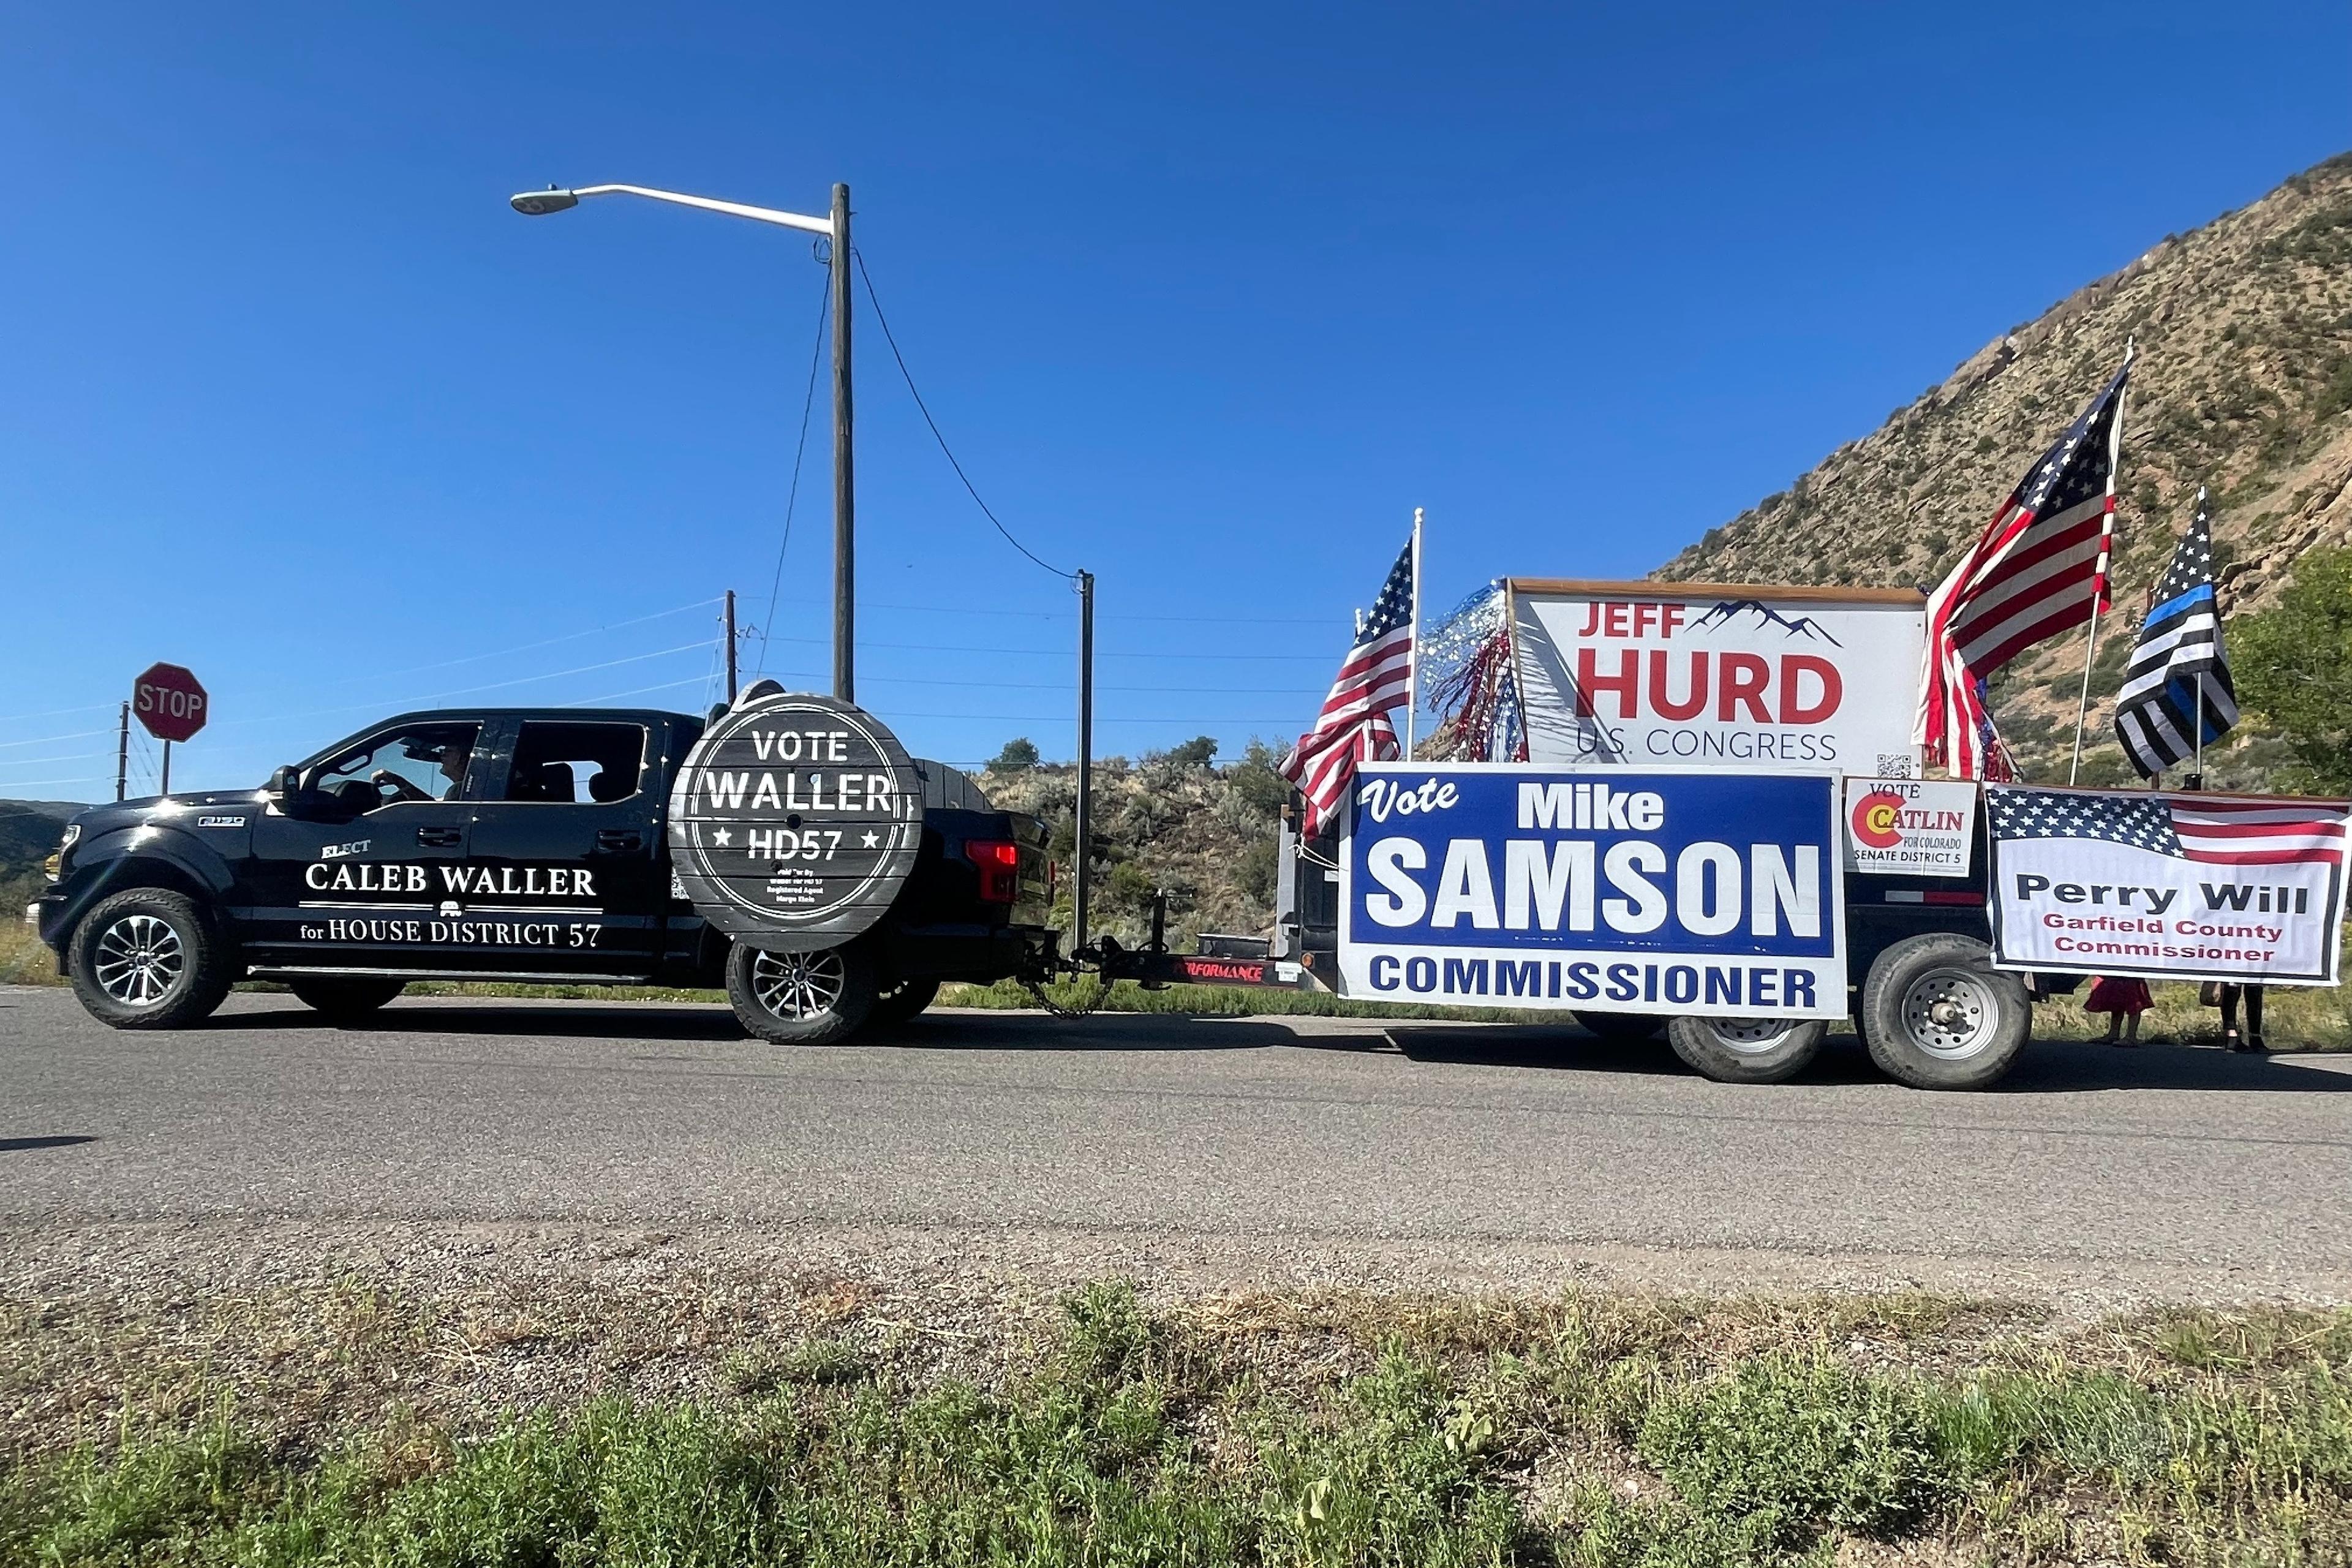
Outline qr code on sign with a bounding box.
[1875,754,1916,779]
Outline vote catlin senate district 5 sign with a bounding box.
[1338,764,1847,1019]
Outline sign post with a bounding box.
[131,663,208,797]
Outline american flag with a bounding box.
[2114,491,2236,779]
[1917,359,2130,778]
[1986,786,2346,866]
[1281,537,1416,834]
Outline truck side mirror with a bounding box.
[267,765,299,811]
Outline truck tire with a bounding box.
[287,977,407,1022]
[726,941,878,1046]
[1665,1014,1829,1084]
[1861,933,2030,1091]
[1574,1011,1664,1042]
[869,978,941,1027]
[68,889,234,1031]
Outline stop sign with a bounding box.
[133,663,209,744]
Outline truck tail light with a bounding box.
[965,839,1020,903]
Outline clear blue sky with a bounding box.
[3,2,2344,797]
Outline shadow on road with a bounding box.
[862,1012,1319,1054]
[1995,1040,2352,1094]
[0,1136,97,1153]
[191,998,2352,1093]
[202,1002,751,1043]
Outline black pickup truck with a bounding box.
[36,704,1054,1041]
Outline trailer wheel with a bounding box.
[1861,933,2030,1091]
[726,941,878,1046]
[1665,1014,1828,1084]
[1573,1011,1664,1042]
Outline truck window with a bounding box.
[505,720,649,804]
[310,722,481,814]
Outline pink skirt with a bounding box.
[2086,976,2153,1015]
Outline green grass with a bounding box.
[7,1285,2352,1567]
[2033,975,2352,1051]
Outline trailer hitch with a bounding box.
[1063,891,1302,993]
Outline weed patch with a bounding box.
[7,1283,2351,1566]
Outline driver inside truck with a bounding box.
[373,734,472,805]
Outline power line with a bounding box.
[765,596,1348,628]
[292,597,724,688]
[884,719,1308,724]
[207,640,717,729]
[853,247,1072,581]
[0,701,116,727]
[0,749,116,772]
[0,728,111,752]
[755,631,1330,661]
[756,274,833,676]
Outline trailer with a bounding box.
[1086,580,2052,1090]
[1093,764,2040,1091]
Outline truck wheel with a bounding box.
[1861,933,2030,1090]
[287,977,407,1023]
[1665,1014,1829,1084]
[870,978,941,1027]
[726,941,878,1046]
[68,889,234,1031]
[1574,1011,1664,1042]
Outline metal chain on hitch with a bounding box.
[1022,978,1104,1019]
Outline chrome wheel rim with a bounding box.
[92,914,186,1006]
[1901,968,1996,1059]
[1706,1017,1800,1055]
[749,949,847,1020]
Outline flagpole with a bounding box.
[2068,341,2133,784]
[1404,506,1423,758]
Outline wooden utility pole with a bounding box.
[723,589,739,703]
[1073,569,1095,959]
[831,181,856,704]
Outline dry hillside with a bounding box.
[977,744,1291,946]
[990,156,2352,918]
[1658,151,2352,785]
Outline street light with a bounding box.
[511,179,860,703]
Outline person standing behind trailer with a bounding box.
[2086,975,2152,1048]
[2220,984,2266,1054]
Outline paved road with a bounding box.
[6,986,2351,1295]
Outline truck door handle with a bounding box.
[595,829,643,852]
[417,826,462,847]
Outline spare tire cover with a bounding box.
[667,691,924,951]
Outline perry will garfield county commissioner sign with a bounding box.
[1986,785,2350,985]
[1508,581,1926,777]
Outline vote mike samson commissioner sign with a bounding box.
[668,692,924,951]
[1508,581,1926,776]
[1338,766,1846,1019]
[1986,785,2350,985]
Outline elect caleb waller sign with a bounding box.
[668,691,925,949]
